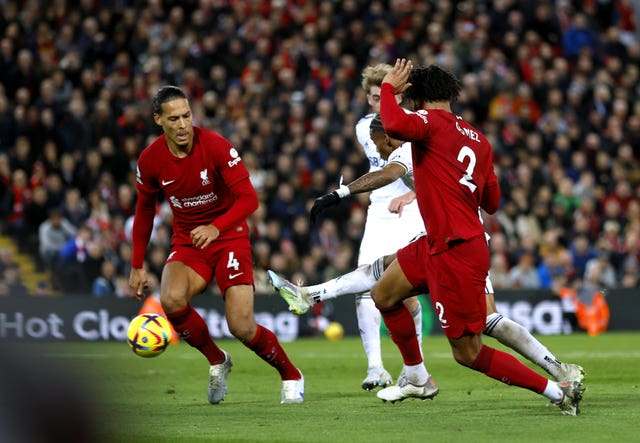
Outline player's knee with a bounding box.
[160,290,188,313]
[226,316,256,342]
[370,285,390,308]
[453,349,475,368]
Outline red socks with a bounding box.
[377,304,423,366]
[246,325,301,380]
[471,345,548,394]
[166,305,225,365]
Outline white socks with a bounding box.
[542,380,564,402]
[355,294,383,369]
[402,362,429,386]
[306,257,385,303]
[484,313,562,379]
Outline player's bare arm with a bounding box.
[347,163,406,194]
[190,224,220,249]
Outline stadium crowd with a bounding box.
[0,0,639,300]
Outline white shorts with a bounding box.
[358,200,425,266]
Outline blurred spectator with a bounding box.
[489,254,510,290]
[56,224,101,293]
[23,185,50,257]
[91,259,131,298]
[0,264,29,297]
[507,252,541,289]
[568,234,599,278]
[584,251,618,289]
[2,169,32,248]
[38,207,77,273]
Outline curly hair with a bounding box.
[404,65,462,105]
[361,64,392,93]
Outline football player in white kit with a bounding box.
[348,103,426,390]
[274,64,427,391]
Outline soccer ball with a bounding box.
[127,313,172,358]
[324,321,344,341]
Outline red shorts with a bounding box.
[166,237,254,297]
[397,234,489,338]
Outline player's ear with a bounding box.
[153,112,161,126]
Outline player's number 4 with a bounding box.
[227,252,240,270]
[457,146,477,193]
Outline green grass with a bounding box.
[25,332,640,442]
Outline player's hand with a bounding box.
[388,191,416,216]
[190,224,220,249]
[310,192,341,224]
[129,268,148,300]
[382,58,413,94]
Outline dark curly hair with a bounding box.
[403,65,462,105]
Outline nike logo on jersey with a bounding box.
[167,251,177,261]
[228,272,244,280]
[162,179,176,186]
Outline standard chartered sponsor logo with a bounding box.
[169,192,219,208]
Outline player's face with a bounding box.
[367,86,383,113]
[370,131,395,161]
[367,85,402,113]
[154,98,193,153]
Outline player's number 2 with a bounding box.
[457,146,477,193]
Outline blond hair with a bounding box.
[360,64,392,93]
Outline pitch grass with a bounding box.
[32,332,639,442]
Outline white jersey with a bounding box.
[355,114,425,265]
[355,114,414,206]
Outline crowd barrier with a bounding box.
[0,289,637,342]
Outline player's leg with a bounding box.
[221,242,303,402]
[355,291,392,390]
[267,255,391,315]
[437,238,584,414]
[225,284,304,403]
[160,260,226,365]
[483,292,585,382]
[310,255,391,302]
[160,258,232,404]
[403,295,422,355]
[449,333,584,414]
[372,257,437,401]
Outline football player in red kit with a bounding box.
[129,86,303,404]
[372,60,585,415]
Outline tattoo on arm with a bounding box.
[347,165,403,194]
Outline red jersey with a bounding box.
[380,83,500,254]
[132,127,254,266]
